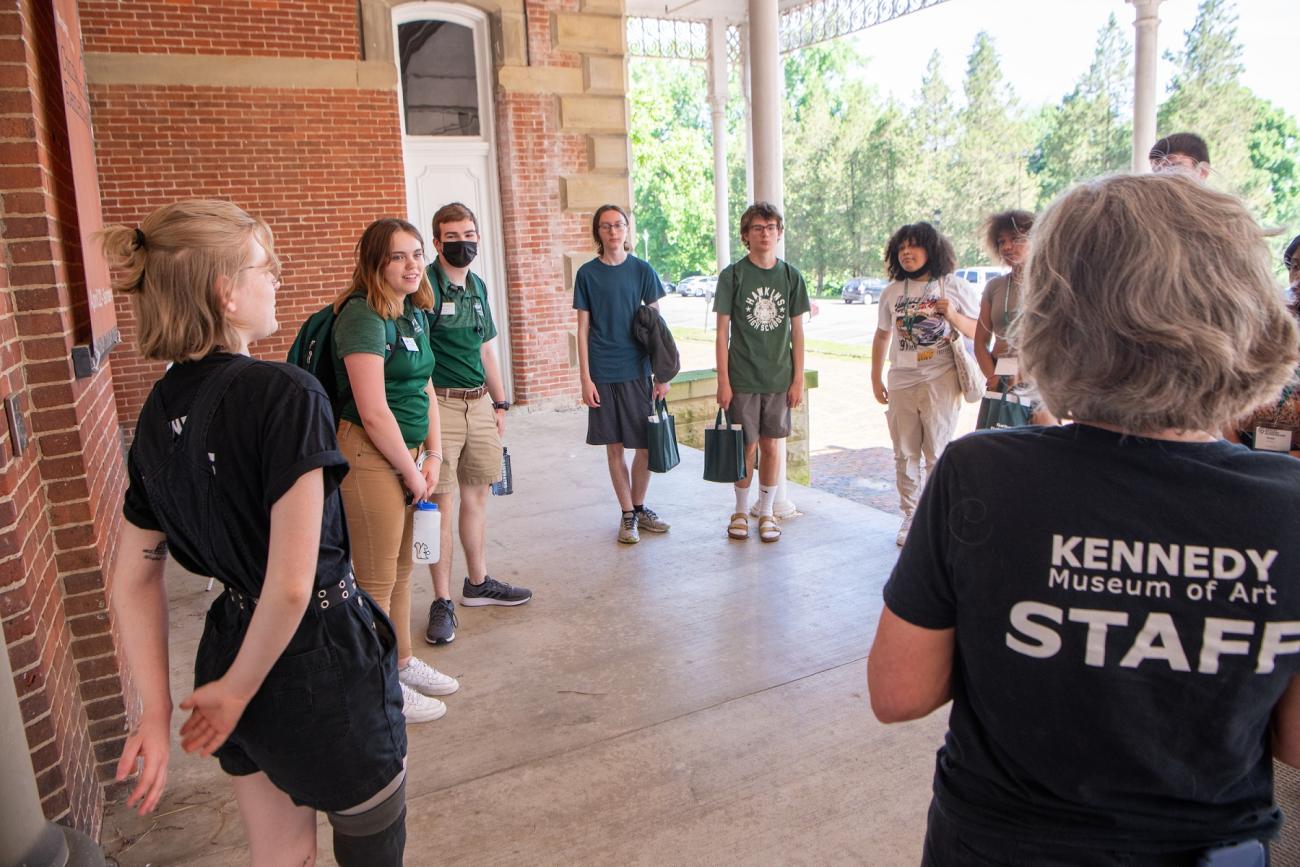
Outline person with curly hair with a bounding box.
[870,221,978,545]
[973,209,1057,426]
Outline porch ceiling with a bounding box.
[626,0,953,54]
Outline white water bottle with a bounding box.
[411,501,440,563]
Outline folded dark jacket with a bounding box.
[632,306,681,384]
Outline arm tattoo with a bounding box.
[142,540,168,561]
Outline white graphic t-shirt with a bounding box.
[875,274,978,390]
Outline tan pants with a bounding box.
[338,421,416,660]
[885,370,961,516]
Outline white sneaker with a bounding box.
[399,657,459,696]
[401,682,447,723]
[896,514,913,547]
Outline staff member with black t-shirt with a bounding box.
[869,174,1300,866]
[102,200,407,865]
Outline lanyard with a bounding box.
[1002,273,1020,334]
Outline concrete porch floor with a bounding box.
[101,406,942,865]
[98,406,1300,865]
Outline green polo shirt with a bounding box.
[332,295,435,447]
[427,260,498,389]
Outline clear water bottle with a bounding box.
[411,501,440,563]
[491,446,513,496]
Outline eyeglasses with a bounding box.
[1151,155,1204,174]
[240,263,282,285]
[747,223,781,235]
[598,222,627,232]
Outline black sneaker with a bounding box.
[461,575,532,607]
[425,598,457,645]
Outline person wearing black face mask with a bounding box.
[870,221,978,547]
[423,202,532,650]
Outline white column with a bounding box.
[1129,0,1163,172]
[708,19,730,273]
[744,0,796,516]
[747,0,782,211]
[741,24,754,203]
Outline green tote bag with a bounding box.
[976,381,1034,430]
[647,398,681,473]
[703,407,746,483]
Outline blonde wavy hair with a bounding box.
[334,218,434,319]
[1018,173,1297,433]
[96,200,275,363]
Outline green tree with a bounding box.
[628,58,717,281]
[1033,14,1132,204]
[946,32,1034,263]
[1249,100,1300,230]
[1158,0,1268,212]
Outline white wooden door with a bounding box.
[393,3,512,398]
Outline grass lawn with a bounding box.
[672,326,871,360]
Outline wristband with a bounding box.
[419,450,443,464]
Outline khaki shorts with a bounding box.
[729,391,792,446]
[434,394,503,494]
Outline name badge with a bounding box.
[1254,426,1291,452]
[994,356,1020,377]
[401,336,418,352]
[442,303,456,318]
[896,349,918,369]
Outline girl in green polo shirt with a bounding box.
[333,218,459,724]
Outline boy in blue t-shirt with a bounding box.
[573,204,670,544]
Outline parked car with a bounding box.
[841,277,888,304]
[678,275,718,298]
[953,266,1010,293]
[661,279,676,294]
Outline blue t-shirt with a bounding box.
[573,255,665,384]
[884,423,1300,855]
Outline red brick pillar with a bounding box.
[0,0,130,835]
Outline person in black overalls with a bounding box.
[100,200,407,865]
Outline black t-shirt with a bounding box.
[884,423,1300,853]
[124,353,351,597]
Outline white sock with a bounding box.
[734,484,751,514]
[757,484,777,517]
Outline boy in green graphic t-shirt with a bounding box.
[713,202,810,544]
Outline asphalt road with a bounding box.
[658,292,880,347]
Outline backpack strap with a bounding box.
[181,355,256,464]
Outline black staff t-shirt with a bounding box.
[884,423,1300,853]
[123,353,351,597]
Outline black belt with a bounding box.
[228,572,360,612]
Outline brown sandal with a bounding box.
[727,512,749,540]
[758,514,781,543]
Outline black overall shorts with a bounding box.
[135,355,407,812]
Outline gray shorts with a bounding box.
[729,391,791,446]
[586,377,653,449]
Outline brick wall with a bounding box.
[495,0,610,405]
[1,0,131,835]
[497,86,590,403]
[91,83,407,430]
[79,0,357,59]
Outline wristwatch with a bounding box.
[493,401,511,412]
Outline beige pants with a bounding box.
[885,370,961,516]
[338,421,416,660]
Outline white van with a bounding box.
[953,266,1010,293]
